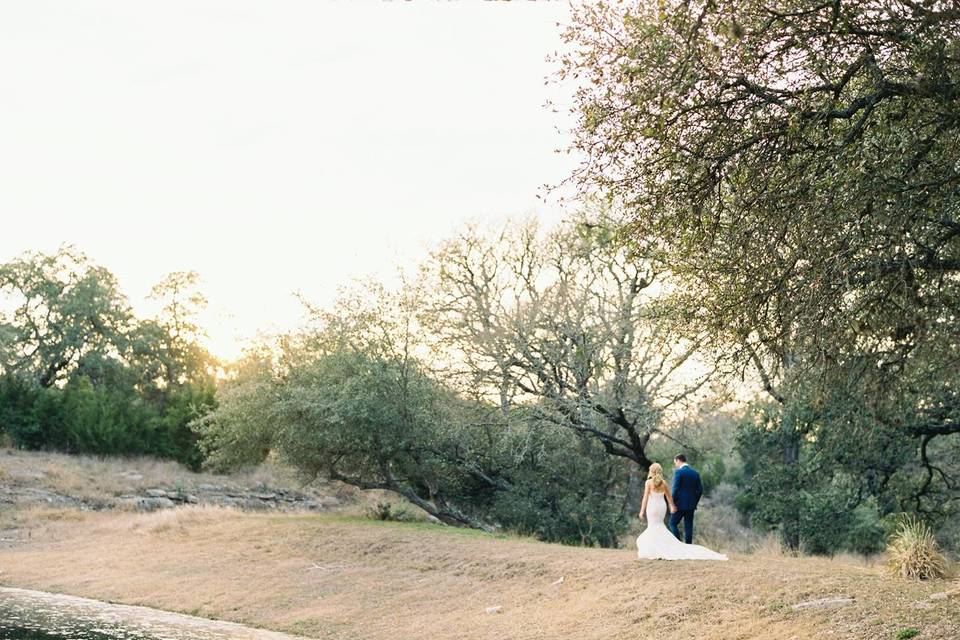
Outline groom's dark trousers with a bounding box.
[668,509,695,544]
[670,464,703,544]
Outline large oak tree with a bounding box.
[558,0,960,545]
[424,214,713,511]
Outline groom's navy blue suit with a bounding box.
[669,464,703,544]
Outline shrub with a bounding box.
[148,382,216,470]
[799,488,855,556]
[887,515,950,580]
[490,477,625,548]
[844,499,889,556]
[368,500,413,522]
[0,374,47,448]
[481,419,628,548]
[0,372,212,468]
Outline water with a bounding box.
[0,588,304,640]
[0,619,127,640]
[0,595,140,640]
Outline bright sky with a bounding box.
[0,1,575,361]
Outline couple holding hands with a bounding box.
[636,455,727,561]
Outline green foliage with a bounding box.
[560,1,960,379]
[560,0,960,553]
[198,289,630,546]
[0,373,49,449]
[487,460,625,547]
[199,314,498,529]
[194,350,278,471]
[478,413,627,547]
[275,347,453,495]
[144,271,215,389]
[368,501,414,523]
[0,246,132,388]
[0,250,218,468]
[0,373,214,468]
[423,212,711,481]
[148,382,217,470]
[895,630,920,640]
[734,402,890,556]
[57,376,153,454]
[646,405,745,497]
[697,457,726,497]
[845,500,890,557]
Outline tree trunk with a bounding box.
[398,487,495,533]
[625,460,645,517]
[331,468,495,534]
[385,466,495,533]
[780,433,801,551]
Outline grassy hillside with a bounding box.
[0,448,363,515]
[0,505,957,640]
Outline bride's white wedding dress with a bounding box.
[636,491,728,561]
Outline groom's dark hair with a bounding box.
[674,454,687,463]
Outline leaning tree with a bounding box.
[197,281,502,531]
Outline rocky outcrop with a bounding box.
[0,481,339,514]
[0,447,354,518]
[792,596,855,611]
[0,485,102,511]
[120,485,341,512]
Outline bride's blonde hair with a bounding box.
[648,463,666,490]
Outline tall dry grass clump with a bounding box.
[887,515,950,580]
[104,505,239,536]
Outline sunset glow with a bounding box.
[0,1,574,360]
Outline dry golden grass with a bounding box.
[0,448,323,502]
[1,509,957,640]
[887,516,953,581]
[117,505,241,535]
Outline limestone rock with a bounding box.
[792,597,855,611]
[136,497,175,512]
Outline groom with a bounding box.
[668,454,703,544]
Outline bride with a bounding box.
[636,463,728,561]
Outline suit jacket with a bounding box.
[671,465,703,511]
